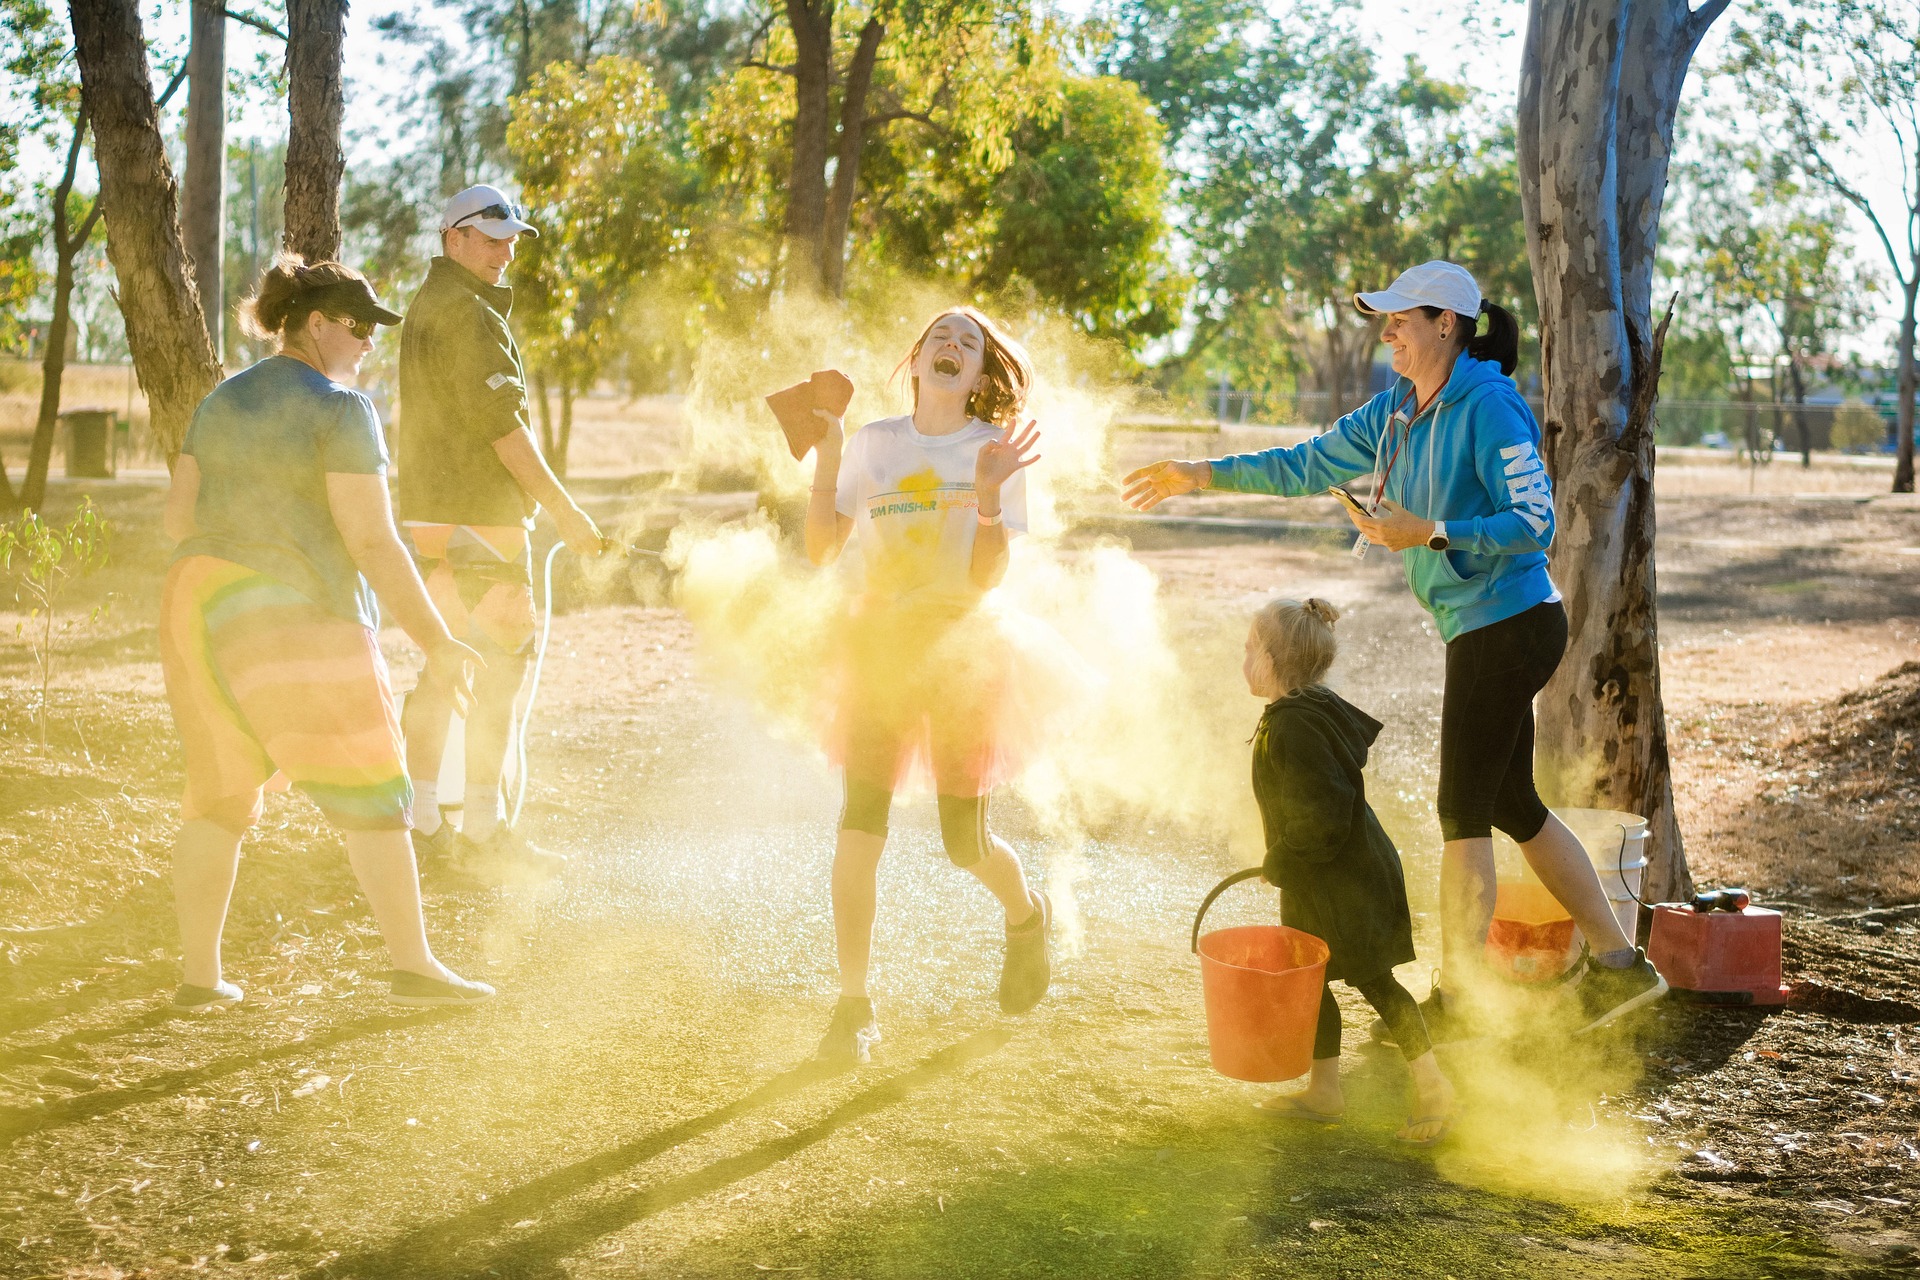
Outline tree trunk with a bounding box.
[183,0,225,355]
[284,0,347,263]
[1896,273,1917,493]
[781,0,835,298]
[1519,0,1728,906]
[532,367,555,457]
[1787,354,1811,467]
[555,382,574,479]
[819,17,884,298]
[68,0,223,463]
[20,117,101,512]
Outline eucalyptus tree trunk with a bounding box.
[284,0,347,262]
[67,0,222,462]
[819,17,884,297]
[782,0,835,298]
[183,0,226,354]
[21,118,106,512]
[1518,0,1730,905]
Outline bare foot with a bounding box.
[1397,1070,1456,1144]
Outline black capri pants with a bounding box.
[1435,599,1568,843]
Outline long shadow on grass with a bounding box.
[0,1007,461,1146]
[319,1024,1015,1280]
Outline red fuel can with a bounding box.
[1647,904,1791,1006]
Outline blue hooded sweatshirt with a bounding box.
[1208,353,1558,642]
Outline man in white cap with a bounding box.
[396,183,605,876]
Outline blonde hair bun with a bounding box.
[1303,598,1341,627]
[1252,595,1342,692]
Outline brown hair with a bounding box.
[1252,597,1341,693]
[237,252,369,342]
[897,305,1034,428]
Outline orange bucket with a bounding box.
[1485,881,1577,983]
[1190,869,1330,1082]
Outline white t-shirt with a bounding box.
[834,415,1028,607]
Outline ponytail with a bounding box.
[1469,300,1521,376]
[238,252,370,342]
[1422,299,1522,377]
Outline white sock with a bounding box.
[411,781,441,835]
[463,783,503,838]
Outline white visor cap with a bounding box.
[441,184,539,240]
[1354,260,1481,319]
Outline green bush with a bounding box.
[1830,399,1887,452]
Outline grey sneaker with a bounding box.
[815,996,881,1065]
[455,826,567,880]
[172,980,244,1011]
[998,890,1052,1015]
[1573,948,1668,1034]
[387,970,496,1008]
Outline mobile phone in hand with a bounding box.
[1328,484,1370,519]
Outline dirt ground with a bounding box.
[0,467,1917,1279]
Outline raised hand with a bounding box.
[1121,460,1209,511]
[976,419,1042,494]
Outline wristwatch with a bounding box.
[1426,522,1450,551]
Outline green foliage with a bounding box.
[867,73,1180,346]
[1831,398,1888,451]
[0,497,110,749]
[1100,1,1533,407]
[507,55,688,399]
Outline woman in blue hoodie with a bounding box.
[1123,261,1666,1037]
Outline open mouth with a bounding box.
[932,353,962,377]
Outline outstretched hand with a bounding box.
[1121,460,1209,511]
[977,419,1042,492]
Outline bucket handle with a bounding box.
[1616,820,1651,912]
[1190,867,1267,954]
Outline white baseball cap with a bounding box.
[440,184,539,239]
[1354,261,1481,318]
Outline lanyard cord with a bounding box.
[1371,387,1418,513]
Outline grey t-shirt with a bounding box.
[174,356,388,626]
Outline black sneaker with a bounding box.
[387,970,497,1008]
[411,822,459,867]
[815,996,880,1065]
[1573,948,1668,1034]
[998,890,1052,1015]
[172,980,244,1011]
[455,826,567,881]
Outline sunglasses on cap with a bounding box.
[449,201,529,230]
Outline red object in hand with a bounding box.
[766,369,856,461]
[1647,902,1789,1006]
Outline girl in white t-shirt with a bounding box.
[803,306,1053,1063]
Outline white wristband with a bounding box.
[977,510,1004,527]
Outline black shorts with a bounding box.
[1435,600,1567,843]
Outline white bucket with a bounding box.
[1499,807,1648,949]
[1557,807,1648,946]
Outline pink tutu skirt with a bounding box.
[824,597,1098,795]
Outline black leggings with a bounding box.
[1315,973,1430,1062]
[1436,600,1568,843]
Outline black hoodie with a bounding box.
[1251,684,1415,983]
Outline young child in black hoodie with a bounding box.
[1244,597,1453,1146]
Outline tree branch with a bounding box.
[863,108,935,129]
[155,60,188,109]
[1687,0,1734,45]
[223,7,287,40]
[744,58,797,76]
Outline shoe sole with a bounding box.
[1574,973,1670,1035]
[387,991,496,1008]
